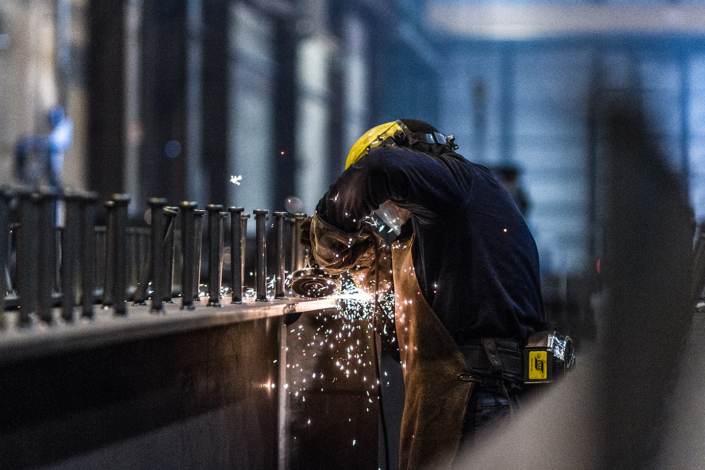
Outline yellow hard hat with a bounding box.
[345,119,458,169]
[345,121,404,169]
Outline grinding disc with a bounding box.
[290,267,341,298]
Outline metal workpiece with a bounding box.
[273,212,286,299]
[0,296,339,363]
[206,204,224,307]
[180,202,198,310]
[94,226,106,294]
[293,213,307,271]
[132,253,150,306]
[241,213,250,296]
[132,226,160,307]
[194,210,205,301]
[102,200,116,309]
[286,216,294,276]
[253,210,268,301]
[127,227,150,294]
[127,228,137,288]
[139,228,150,277]
[61,191,82,323]
[220,212,228,296]
[0,189,320,330]
[228,207,244,304]
[111,194,131,316]
[162,207,178,303]
[80,192,98,319]
[37,189,58,324]
[132,207,171,307]
[148,198,168,313]
[16,190,39,327]
[0,187,12,327]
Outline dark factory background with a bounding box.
[4,0,705,280]
[1,1,704,350]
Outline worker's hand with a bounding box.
[305,214,375,275]
[300,216,312,248]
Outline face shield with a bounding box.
[374,201,411,236]
[346,121,412,236]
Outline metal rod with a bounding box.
[128,227,138,288]
[61,191,81,322]
[180,201,197,310]
[133,221,170,306]
[132,246,150,306]
[37,189,57,324]
[253,209,268,301]
[112,194,130,315]
[273,211,286,299]
[0,187,12,327]
[163,207,178,303]
[95,226,106,293]
[102,200,116,308]
[206,204,223,307]
[241,213,250,296]
[138,228,149,284]
[80,192,98,318]
[194,209,205,301]
[220,211,227,295]
[17,190,39,327]
[54,226,62,293]
[228,207,243,304]
[294,213,306,271]
[149,198,168,313]
[286,216,295,277]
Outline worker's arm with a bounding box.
[316,147,464,233]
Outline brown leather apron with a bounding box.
[391,237,475,470]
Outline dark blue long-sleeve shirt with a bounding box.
[316,145,545,345]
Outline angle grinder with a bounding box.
[289,267,341,298]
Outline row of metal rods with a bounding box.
[0,187,308,328]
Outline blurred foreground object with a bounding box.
[457,97,694,469]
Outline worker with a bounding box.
[302,119,546,469]
[15,105,73,188]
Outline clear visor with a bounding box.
[374,201,411,236]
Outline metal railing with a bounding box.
[0,187,309,330]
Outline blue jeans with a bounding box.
[459,387,521,450]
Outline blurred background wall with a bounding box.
[1,0,704,343]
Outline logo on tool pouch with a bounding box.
[528,351,548,380]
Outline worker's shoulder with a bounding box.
[467,161,492,173]
[362,146,476,174]
[360,146,426,168]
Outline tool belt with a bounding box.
[460,332,575,387]
[460,338,524,389]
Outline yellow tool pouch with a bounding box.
[523,331,576,384]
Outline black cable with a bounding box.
[369,228,390,470]
[373,328,390,470]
